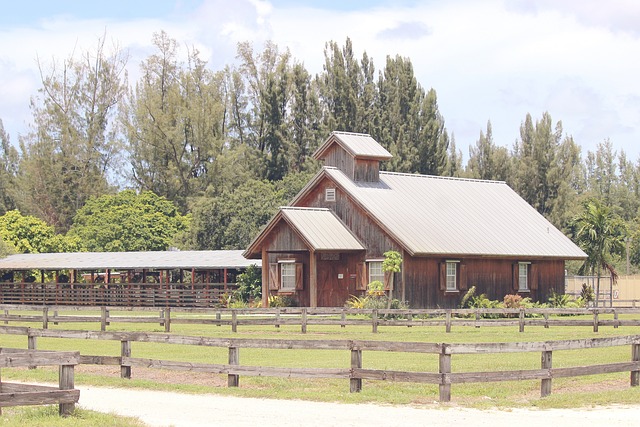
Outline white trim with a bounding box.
[325,188,336,202]
[278,259,295,264]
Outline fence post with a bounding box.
[543,312,549,329]
[121,340,131,379]
[100,306,107,332]
[613,310,619,329]
[350,346,362,393]
[541,350,553,397]
[439,344,451,402]
[372,309,378,333]
[231,310,238,333]
[215,310,221,327]
[593,310,599,333]
[445,310,452,333]
[341,308,346,328]
[631,343,640,387]
[228,346,239,387]
[518,308,525,333]
[28,335,37,369]
[3,309,7,325]
[164,307,171,333]
[58,364,75,416]
[159,309,164,327]
[275,308,281,329]
[301,308,308,334]
[53,310,58,326]
[407,312,413,328]
[42,307,49,329]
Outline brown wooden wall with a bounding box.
[322,145,355,180]
[403,256,566,308]
[296,176,402,259]
[265,221,308,252]
[353,158,380,182]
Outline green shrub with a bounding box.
[268,295,298,307]
[367,280,385,296]
[580,283,595,304]
[236,264,262,303]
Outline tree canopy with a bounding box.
[68,190,190,252]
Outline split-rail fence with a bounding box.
[2,304,640,334]
[0,348,79,415]
[1,326,638,402]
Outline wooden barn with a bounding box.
[244,131,587,308]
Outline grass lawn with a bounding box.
[2,311,640,411]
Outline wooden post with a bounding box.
[309,249,317,308]
[159,309,164,327]
[593,310,599,333]
[275,308,281,329]
[301,308,308,334]
[614,310,619,329]
[475,309,480,328]
[228,346,239,387]
[59,364,75,416]
[341,309,346,328]
[631,343,640,387]
[541,350,553,397]
[53,310,58,326]
[543,312,549,329]
[121,340,131,379]
[100,306,107,331]
[28,335,37,369]
[519,308,525,333]
[3,309,8,325]
[407,313,413,328]
[372,309,378,333]
[445,310,452,333]
[42,306,49,329]
[215,310,221,327]
[439,344,451,402]
[164,307,171,333]
[261,247,269,308]
[350,348,362,392]
[231,310,238,333]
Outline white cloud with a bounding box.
[1,0,639,161]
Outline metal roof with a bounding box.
[317,167,586,259]
[313,131,393,160]
[281,207,365,252]
[0,250,258,270]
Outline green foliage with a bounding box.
[366,280,385,296]
[0,236,16,257]
[268,295,298,307]
[382,250,402,273]
[235,264,262,303]
[345,295,368,309]
[0,119,18,215]
[0,210,82,253]
[580,283,595,303]
[460,286,501,310]
[68,190,189,252]
[0,405,146,426]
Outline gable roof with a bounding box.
[313,131,392,161]
[0,250,256,270]
[291,167,586,259]
[244,207,365,258]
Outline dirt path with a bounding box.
[75,385,640,427]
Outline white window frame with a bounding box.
[280,262,296,290]
[325,188,336,202]
[446,261,458,291]
[518,262,529,292]
[368,260,384,284]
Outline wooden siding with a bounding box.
[265,221,308,252]
[322,145,355,180]
[296,177,402,259]
[403,256,566,308]
[266,252,310,307]
[316,253,362,307]
[354,158,380,182]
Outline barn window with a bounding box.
[325,188,336,202]
[518,262,529,291]
[280,262,296,290]
[446,261,458,291]
[368,260,384,284]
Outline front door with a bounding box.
[316,259,350,307]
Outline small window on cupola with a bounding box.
[325,188,336,202]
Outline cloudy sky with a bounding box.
[1,0,639,162]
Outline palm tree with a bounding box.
[572,199,625,306]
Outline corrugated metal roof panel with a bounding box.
[313,131,392,160]
[281,207,365,251]
[325,168,586,259]
[0,250,257,270]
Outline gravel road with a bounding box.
[75,385,640,427]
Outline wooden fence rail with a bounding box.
[2,304,640,333]
[1,326,639,402]
[0,348,79,415]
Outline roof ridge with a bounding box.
[331,131,371,137]
[379,170,506,184]
[281,206,330,212]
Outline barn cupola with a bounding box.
[312,131,392,182]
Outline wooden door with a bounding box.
[316,260,350,307]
